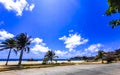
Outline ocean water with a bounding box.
[0,59,67,61]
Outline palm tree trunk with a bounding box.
[18,50,24,65]
[5,49,12,66]
[50,58,52,63]
[102,59,104,64]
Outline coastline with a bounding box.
[0,60,85,66]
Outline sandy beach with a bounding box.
[0,60,86,65]
[0,62,120,75]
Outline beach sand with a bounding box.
[0,60,86,66]
[0,61,41,65]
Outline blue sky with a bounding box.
[0,0,120,59]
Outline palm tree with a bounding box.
[15,33,31,65]
[0,38,16,65]
[97,50,104,63]
[82,56,88,62]
[43,50,58,64]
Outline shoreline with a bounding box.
[0,60,85,65]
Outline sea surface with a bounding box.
[0,59,68,61]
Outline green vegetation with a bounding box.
[70,49,120,64]
[106,0,120,28]
[82,56,88,62]
[15,33,31,66]
[0,33,31,66]
[42,50,58,64]
[95,50,104,63]
[0,63,75,72]
[0,38,16,65]
[95,49,120,64]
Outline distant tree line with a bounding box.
[69,49,120,64]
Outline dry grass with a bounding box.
[0,61,105,72]
[0,63,75,72]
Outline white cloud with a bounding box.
[85,43,103,53]
[32,38,45,45]
[0,30,14,40]
[0,0,35,16]
[29,4,35,11]
[59,33,88,51]
[55,50,68,56]
[31,38,50,54]
[55,50,86,58]
[31,44,49,53]
[64,44,103,57]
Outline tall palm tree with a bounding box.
[0,38,16,65]
[43,50,58,64]
[15,33,31,65]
